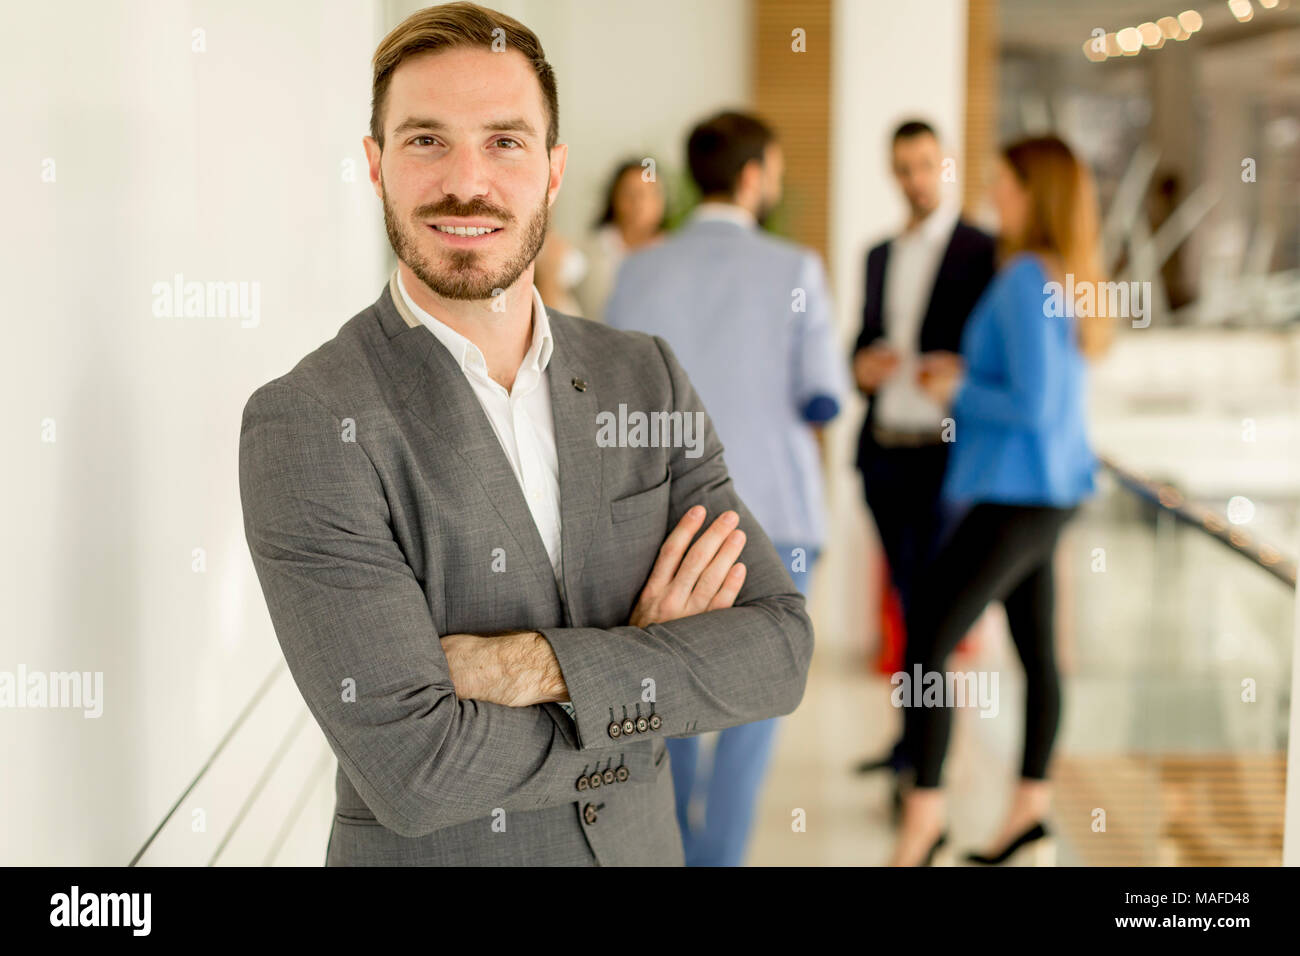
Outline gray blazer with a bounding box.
[238,272,814,866]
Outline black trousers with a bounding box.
[900,502,1076,789]
[859,441,951,619]
[860,440,952,773]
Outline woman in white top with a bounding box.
[573,158,667,323]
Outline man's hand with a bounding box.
[441,630,568,707]
[629,506,747,628]
[853,343,900,394]
[917,350,965,407]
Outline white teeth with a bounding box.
[434,225,498,236]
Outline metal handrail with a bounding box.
[1101,455,1297,588]
[127,660,285,866]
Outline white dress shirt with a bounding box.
[396,272,564,586]
[875,203,961,432]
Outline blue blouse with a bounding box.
[942,253,1097,507]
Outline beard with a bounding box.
[382,179,549,302]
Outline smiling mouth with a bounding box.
[429,224,503,238]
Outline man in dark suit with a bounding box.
[852,120,996,782]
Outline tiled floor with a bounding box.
[742,475,1028,866]
[744,604,1026,865]
[737,472,1291,866]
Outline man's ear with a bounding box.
[546,142,568,207]
[363,136,383,199]
[735,158,763,204]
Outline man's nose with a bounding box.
[438,142,493,202]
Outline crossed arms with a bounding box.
[238,336,813,838]
[440,504,749,707]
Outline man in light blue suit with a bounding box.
[605,111,848,865]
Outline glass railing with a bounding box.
[133,447,1296,867]
[1051,459,1294,865]
[127,662,334,867]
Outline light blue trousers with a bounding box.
[665,543,817,866]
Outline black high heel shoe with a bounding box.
[854,742,906,775]
[921,831,949,866]
[964,822,1053,866]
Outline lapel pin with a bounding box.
[572,378,587,392]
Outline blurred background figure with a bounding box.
[850,120,996,800]
[572,157,668,322]
[533,229,587,314]
[890,135,1109,866]
[604,110,849,866]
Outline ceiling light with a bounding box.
[1117,26,1144,52]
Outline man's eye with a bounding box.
[412,136,437,147]
[494,138,521,149]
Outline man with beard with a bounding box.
[237,2,813,866]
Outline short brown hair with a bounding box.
[686,111,776,198]
[892,119,937,143]
[369,2,558,151]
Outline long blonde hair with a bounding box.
[1000,136,1111,358]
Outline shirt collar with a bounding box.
[395,269,553,386]
[690,201,757,230]
[901,203,960,243]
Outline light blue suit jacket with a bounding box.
[604,215,848,548]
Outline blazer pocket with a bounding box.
[609,472,671,525]
[334,809,384,827]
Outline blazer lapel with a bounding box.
[543,311,603,622]
[918,222,963,345]
[372,276,557,596]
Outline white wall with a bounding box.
[0,0,388,865]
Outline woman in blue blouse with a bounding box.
[888,136,1111,866]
